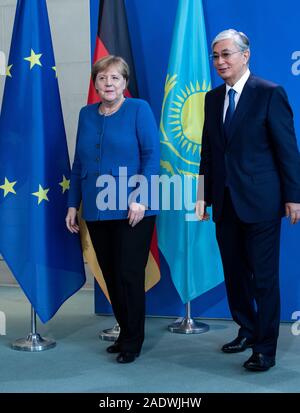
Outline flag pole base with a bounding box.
[11,333,56,352]
[168,317,209,334]
[99,324,120,342]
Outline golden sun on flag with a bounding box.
[168,80,209,157]
[160,75,211,176]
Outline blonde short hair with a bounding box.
[91,55,130,86]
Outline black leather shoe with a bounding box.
[106,343,121,354]
[243,353,275,372]
[116,352,139,364]
[222,336,254,353]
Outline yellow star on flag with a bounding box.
[0,177,17,197]
[6,64,13,78]
[24,49,42,70]
[52,66,57,78]
[59,175,70,193]
[32,185,49,204]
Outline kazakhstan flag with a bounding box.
[157,0,223,303]
[0,0,85,322]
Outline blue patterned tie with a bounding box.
[224,88,236,140]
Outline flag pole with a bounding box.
[99,323,120,342]
[11,306,56,351]
[168,301,209,334]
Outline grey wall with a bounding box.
[0,0,94,288]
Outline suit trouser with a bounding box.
[216,189,281,357]
[86,216,156,353]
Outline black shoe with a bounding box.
[243,352,275,372]
[116,352,140,364]
[222,336,254,353]
[106,343,121,354]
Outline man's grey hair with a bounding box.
[212,29,250,52]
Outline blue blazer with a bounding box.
[68,98,160,221]
[200,75,300,223]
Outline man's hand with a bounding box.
[285,202,300,225]
[195,200,210,221]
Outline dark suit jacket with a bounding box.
[199,75,300,223]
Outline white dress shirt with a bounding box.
[223,68,251,122]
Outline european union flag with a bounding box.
[157,0,223,303]
[0,0,85,322]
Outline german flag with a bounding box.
[88,0,138,103]
[80,0,160,301]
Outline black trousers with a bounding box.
[216,189,281,357]
[86,216,155,353]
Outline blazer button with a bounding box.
[95,157,100,162]
[96,144,100,149]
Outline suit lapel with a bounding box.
[214,85,226,148]
[226,75,257,145]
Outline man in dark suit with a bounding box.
[196,29,300,371]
